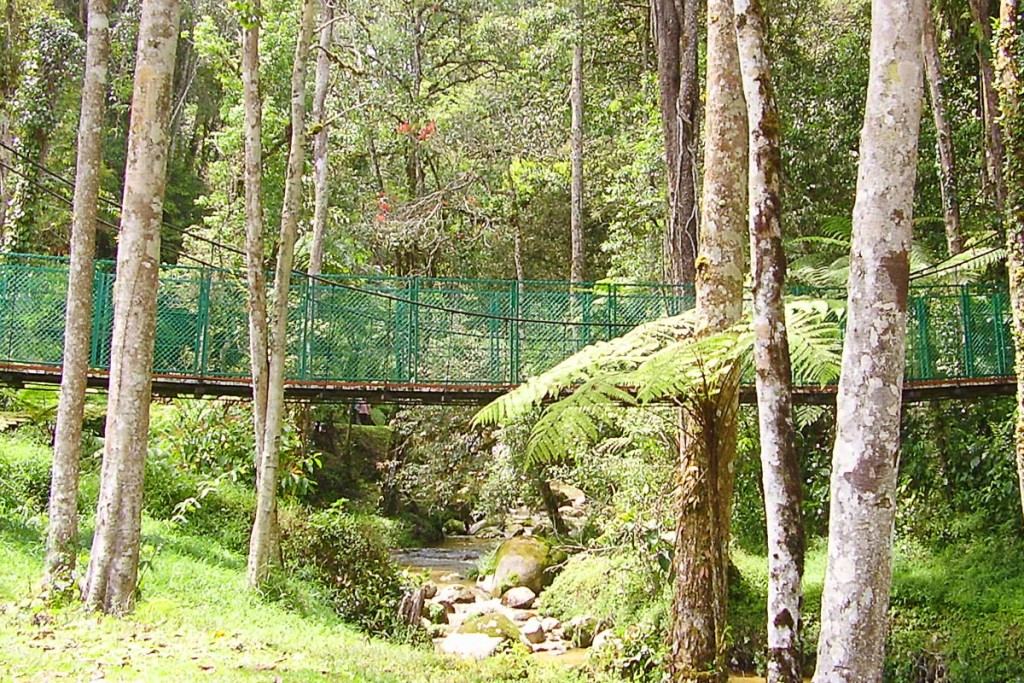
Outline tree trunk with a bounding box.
[240,3,269,477]
[83,0,180,615]
[653,0,700,286]
[248,0,316,588]
[923,6,963,256]
[569,0,584,284]
[44,0,111,589]
[995,0,1024,521]
[970,0,1007,212]
[666,0,747,679]
[812,0,925,678]
[308,0,333,277]
[733,0,804,680]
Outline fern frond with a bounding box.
[473,311,698,426]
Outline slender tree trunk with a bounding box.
[995,0,1024,520]
[44,0,111,589]
[248,0,316,588]
[923,6,963,255]
[308,0,333,277]
[83,0,180,615]
[569,0,584,284]
[666,0,747,679]
[813,0,925,678]
[970,0,1008,211]
[733,1,804,680]
[653,0,700,286]
[240,3,269,476]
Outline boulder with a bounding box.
[501,586,536,609]
[549,480,586,507]
[540,616,561,633]
[492,536,554,595]
[436,584,476,606]
[439,633,504,660]
[520,617,545,645]
[422,583,438,600]
[457,612,524,644]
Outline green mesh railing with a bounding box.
[0,253,1013,389]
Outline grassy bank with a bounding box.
[0,515,588,683]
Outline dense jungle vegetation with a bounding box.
[2,0,1024,681]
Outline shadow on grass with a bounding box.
[143,530,246,572]
[0,515,45,551]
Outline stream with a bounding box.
[392,537,774,680]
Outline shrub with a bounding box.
[0,435,52,515]
[282,505,406,633]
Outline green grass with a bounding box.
[0,518,588,683]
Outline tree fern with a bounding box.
[475,298,845,466]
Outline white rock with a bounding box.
[438,633,504,660]
[501,586,537,609]
[521,618,545,644]
[541,617,561,633]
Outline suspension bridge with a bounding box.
[0,253,1015,405]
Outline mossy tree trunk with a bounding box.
[666,0,747,678]
[45,0,111,589]
[813,0,926,678]
[733,0,804,679]
[83,0,181,615]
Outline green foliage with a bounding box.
[281,504,407,634]
[0,434,52,519]
[476,299,843,467]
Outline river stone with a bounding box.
[422,583,438,600]
[549,480,586,507]
[592,630,618,651]
[492,536,554,595]
[439,633,504,660]
[435,584,476,606]
[520,617,545,644]
[541,616,561,633]
[457,612,523,644]
[501,586,536,609]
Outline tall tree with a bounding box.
[970,0,1007,211]
[248,0,316,588]
[44,0,112,588]
[666,0,747,678]
[239,1,269,500]
[652,0,700,285]
[813,0,926,678]
[923,5,963,255]
[732,0,803,679]
[309,0,333,277]
[83,0,181,615]
[996,0,1024,518]
[569,0,584,283]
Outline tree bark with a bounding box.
[240,3,269,478]
[812,0,925,678]
[733,1,804,680]
[569,0,584,284]
[923,6,963,256]
[308,0,333,277]
[995,0,1024,521]
[248,0,316,588]
[653,0,700,286]
[970,0,1008,212]
[44,0,111,589]
[83,0,180,615]
[666,0,747,679]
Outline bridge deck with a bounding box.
[0,363,1013,406]
[0,253,1017,405]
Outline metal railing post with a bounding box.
[960,285,975,378]
[510,280,521,385]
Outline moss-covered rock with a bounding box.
[492,536,554,595]
[457,612,523,644]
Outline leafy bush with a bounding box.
[282,505,407,633]
[0,435,52,516]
